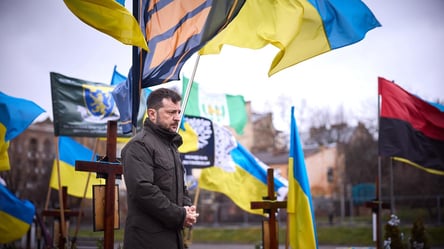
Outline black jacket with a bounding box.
[122,119,192,249]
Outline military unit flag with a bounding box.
[50,72,145,137]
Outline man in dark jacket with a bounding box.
[121,88,198,249]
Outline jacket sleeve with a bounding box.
[183,185,193,207]
[123,140,185,230]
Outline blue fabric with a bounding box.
[0,92,45,141]
[308,0,381,49]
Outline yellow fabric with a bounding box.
[0,124,10,171]
[178,122,199,153]
[64,0,148,51]
[393,157,444,176]
[199,164,267,216]
[287,157,317,249]
[0,211,30,243]
[49,160,104,199]
[200,0,329,76]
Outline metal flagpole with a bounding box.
[377,79,382,249]
[132,0,142,136]
[177,54,201,132]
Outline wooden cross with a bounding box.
[251,168,287,249]
[75,121,123,249]
[364,179,390,249]
[42,186,81,249]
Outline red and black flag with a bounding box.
[378,77,444,175]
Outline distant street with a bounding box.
[189,244,372,249]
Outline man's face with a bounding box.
[149,98,181,132]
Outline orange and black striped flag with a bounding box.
[140,0,245,87]
[378,77,444,175]
[113,0,246,133]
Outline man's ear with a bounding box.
[147,108,156,121]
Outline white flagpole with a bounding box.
[177,54,201,132]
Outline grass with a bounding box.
[75,224,444,247]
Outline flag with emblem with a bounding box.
[179,115,215,168]
[50,72,145,137]
[197,121,288,215]
[182,77,247,134]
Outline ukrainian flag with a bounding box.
[0,92,45,171]
[0,184,35,243]
[49,136,104,199]
[63,0,148,50]
[287,106,317,249]
[200,0,381,76]
[199,124,288,215]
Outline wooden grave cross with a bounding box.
[75,121,123,249]
[251,168,287,249]
[42,186,80,249]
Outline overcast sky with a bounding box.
[1,0,443,131]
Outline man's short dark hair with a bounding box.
[147,88,182,110]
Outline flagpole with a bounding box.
[184,185,201,246]
[54,136,67,244]
[177,54,201,132]
[132,0,142,136]
[285,215,289,249]
[389,157,395,214]
[377,79,382,249]
[71,138,100,249]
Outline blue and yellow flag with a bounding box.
[0,92,45,171]
[63,0,148,50]
[49,136,104,199]
[198,122,288,215]
[287,106,317,249]
[0,184,35,243]
[200,0,381,76]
